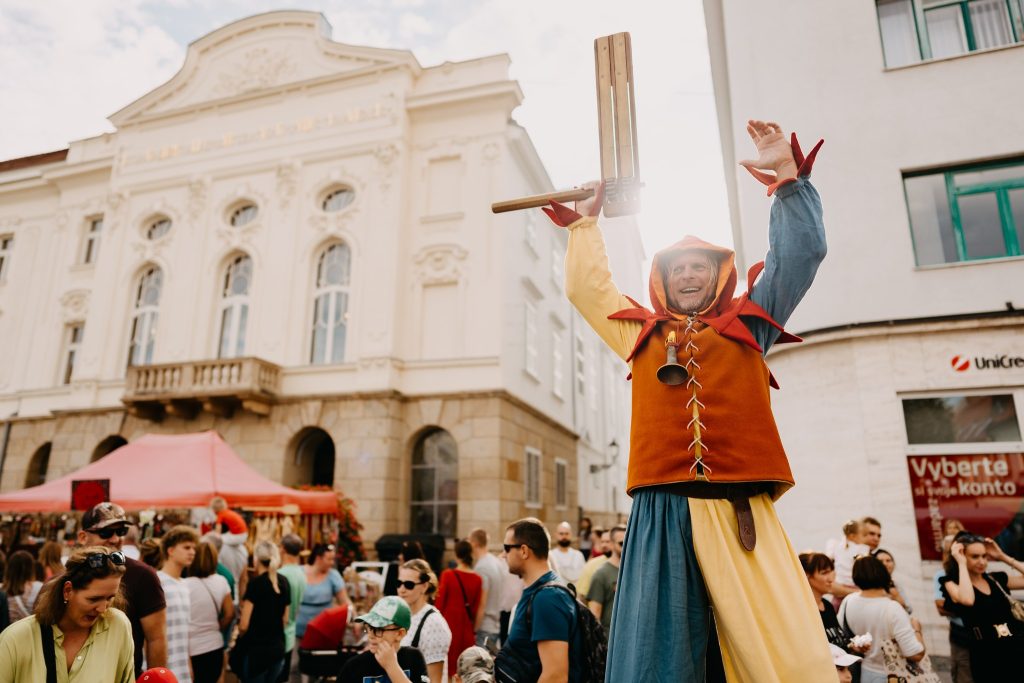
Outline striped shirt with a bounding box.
[158,571,193,683]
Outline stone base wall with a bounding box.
[0,390,578,546]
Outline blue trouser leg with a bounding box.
[605,489,710,682]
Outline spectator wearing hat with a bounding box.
[209,498,248,589]
[276,533,306,683]
[829,644,860,683]
[338,596,429,683]
[456,645,494,683]
[78,501,167,677]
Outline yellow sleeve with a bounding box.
[113,610,135,683]
[564,216,641,361]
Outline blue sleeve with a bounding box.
[329,569,345,594]
[530,589,575,643]
[747,177,827,354]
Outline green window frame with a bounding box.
[904,158,1024,265]
[876,0,1024,67]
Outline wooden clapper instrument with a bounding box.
[491,32,641,217]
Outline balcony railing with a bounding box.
[123,357,281,420]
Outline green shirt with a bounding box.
[216,563,236,601]
[278,563,308,652]
[0,609,134,683]
[586,561,619,637]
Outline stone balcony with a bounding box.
[123,357,282,421]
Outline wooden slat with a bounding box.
[625,32,640,178]
[612,33,635,179]
[594,36,616,181]
[491,187,595,214]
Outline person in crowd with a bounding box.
[468,528,504,652]
[0,546,134,681]
[78,501,167,677]
[799,551,865,654]
[586,525,625,641]
[831,519,869,609]
[398,558,451,683]
[838,555,925,683]
[859,517,882,552]
[296,544,349,641]
[577,518,594,558]
[437,541,485,676]
[185,541,233,683]
[548,522,585,585]
[496,551,522,647]
[941,532,1024,682]
[498,518,581,682]
[199,532,237,602]
[338,596,428,683]
[455,645,495,683]
[830,644,860,683]
[575,530,611,600]
[872,548,911,614]
[37,541,65,581]
[399,541,425,563]
[932,535,973,683]
[209,498,248,588]
[235,540,292,683]
[276,533,306,683]
[140,539,164,569]
[4,551,43,624]
[160,525,199,683]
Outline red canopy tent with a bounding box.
[0,431,337,513]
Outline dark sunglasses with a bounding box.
[503,543,524,554]
[397,580,426,590]
[81,551,127,570]
[367,625,403,637]
[90,525,130,540]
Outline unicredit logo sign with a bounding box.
[951,354,1024,371]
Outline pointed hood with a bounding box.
[649,235,736,319]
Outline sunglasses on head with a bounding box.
[90,525,130,540]
[397,579,426,590]
[78,551,127,571]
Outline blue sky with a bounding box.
[0,0,738,252]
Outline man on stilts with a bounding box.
[542,120,839,682]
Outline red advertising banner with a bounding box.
[907,454,1024,560]
[71,479,110,512]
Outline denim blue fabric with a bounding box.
[605,489,710,682]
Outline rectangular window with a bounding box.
[525,212,539,255]
[902,394,1022,444]
[0,235,12,281]
[876,0,1020,67]
[904,159,1024,265]
[61,323,84,385]
[83,217,103,265]
[552,330,564,398]
[551,239,563,287]
[524,301,539,378]
[574,332,586,397]
[525,447,542,507]
[555,459,568,508]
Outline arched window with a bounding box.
[146,217,172,240]
[91,435,127,462]
[283,428,336,488]
[410,428,458,537]
[310,243,351,364]
[218,255,253,358]
[25,442,52,488]
[230,204,258,227]
[128,267,162,366]
[322,187,355,212]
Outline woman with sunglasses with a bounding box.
[296,544,351,643]
[0,546,134,682]
[941,532,1024,682]
[398,559,451,683]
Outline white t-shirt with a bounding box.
[838,593,923,674]
[158,571,194,683]
[473,553,506,634]
[185,574,232,655]
[833,540,869,586]
[549,547,586,584]
[401,604,451,681]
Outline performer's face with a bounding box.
[664,251,717,314]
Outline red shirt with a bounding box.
[217,508,247,534]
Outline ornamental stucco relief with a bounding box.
[59,289,89,322]
[214,48,297,97]
[413,244,468,285]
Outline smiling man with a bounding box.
[544,120,837,682]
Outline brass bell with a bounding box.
[657,331,688,386]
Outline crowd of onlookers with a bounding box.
[801,516,1024,683]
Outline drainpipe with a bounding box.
[0,411,18,490]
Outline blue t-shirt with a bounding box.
[296,568,344,637]
[506,571,582,683]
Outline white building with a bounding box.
[706,0,1024,655]
[0,11,640,545]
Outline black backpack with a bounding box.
[495,581,607,683]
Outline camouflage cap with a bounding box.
[82,501,128,531]
[457,645,495,683]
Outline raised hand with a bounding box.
[739,120,798,181]
[575,180,604,217]
[951,542,966,563]
[983,537,1008,562]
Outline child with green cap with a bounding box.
[339,596,429,683]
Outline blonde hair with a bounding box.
[254,540,281,593]
[401,559,438,598]
[35,546,126,626]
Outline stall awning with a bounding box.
[0,431,337,514]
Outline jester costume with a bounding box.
[548,136,837,682]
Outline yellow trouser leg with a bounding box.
[688,494,839,683]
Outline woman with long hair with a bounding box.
[0,546,134,681]
[838,555,926,683]
[941,532,1024,682]
[37,541,64,581]
[3,551,43,624]
[234,540,291,683]
[872,548,912,614]
[398,558,451,683]
[185,541,234,683]
[436,541,485,676]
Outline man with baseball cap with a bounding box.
[338,596,429,683]
[79,501,168,676]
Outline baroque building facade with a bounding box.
[0,11,641,544]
